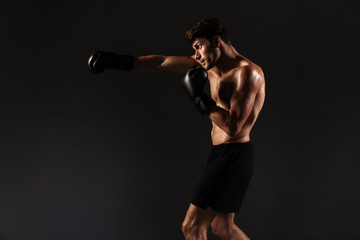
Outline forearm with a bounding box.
[208,106,239,137]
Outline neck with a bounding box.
[212,43,244,76]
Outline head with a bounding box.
[185,18,231,70]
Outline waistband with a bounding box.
[211,141,252,151]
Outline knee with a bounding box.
[182,220,205,239]
[181,220,190,236]
[182,220,194,237]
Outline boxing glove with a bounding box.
[88,51,134,74]
[181,65,216,115]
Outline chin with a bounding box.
[205,58,217,70]
[205,63,215,70]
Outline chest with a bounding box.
[209,76,237,109]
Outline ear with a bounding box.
[212,35,221,48]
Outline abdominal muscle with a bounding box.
[211,122,252,146]
[210,92,263,146]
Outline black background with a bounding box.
[1,0,359,239]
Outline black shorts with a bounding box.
[191,142,255,213]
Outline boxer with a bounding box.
[88,18,265,240]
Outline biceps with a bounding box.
[229,92,256,122]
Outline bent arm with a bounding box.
[134,55,198,73]
[208,67,261,137]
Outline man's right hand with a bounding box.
[88,51,134,74]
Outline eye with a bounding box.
[194,44,201,50]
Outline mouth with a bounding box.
[200,59,205,65]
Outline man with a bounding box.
[88,18,265,240]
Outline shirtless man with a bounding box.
[88,18,265,240]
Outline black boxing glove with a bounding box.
[181,65,216,115]
[88,51,134,74]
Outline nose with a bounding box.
[195,51,201,60]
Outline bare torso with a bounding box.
[208,58,265,145]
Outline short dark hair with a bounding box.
[185,18,230,44]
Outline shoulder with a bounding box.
[233,64,263,80]
[230,64,264,88]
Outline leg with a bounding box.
[211,212,250,240]
[182,204,217,240]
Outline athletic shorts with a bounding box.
[191,142,255,213]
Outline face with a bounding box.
[192,37,220,70]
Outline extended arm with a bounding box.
[88,51,198,74]
[208,67,262,137]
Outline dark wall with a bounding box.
[0,0,359,239]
